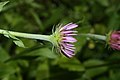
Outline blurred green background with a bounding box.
[0,0,120,80]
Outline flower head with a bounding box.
[51,23,78,58]
[108,31,120,50]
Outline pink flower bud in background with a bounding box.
[109,31,120,50]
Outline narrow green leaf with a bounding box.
[3,31,25,48]
[0,1,9,12]
[13,39,25,48]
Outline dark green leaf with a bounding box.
[83,59,108,78]
[36,60,49,80]
[58,57,85,71]
[0,62,16,78]
[27,48,58,59]
[0,46,9,62]
[0,1,9,12]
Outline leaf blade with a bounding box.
[0,1,9,12]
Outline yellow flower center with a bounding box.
[50,28,62,47]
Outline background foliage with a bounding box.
[0,0,120,80]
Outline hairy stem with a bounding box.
[80,33,106,41]
[0,29,51,42]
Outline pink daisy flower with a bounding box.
[52,23,78,58]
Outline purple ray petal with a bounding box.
[65,49,75,55]
[65,24,78,30]
[61,31,77,34]
[64,43,75,47]
[66,46,76,50]
[61,47,73,57]
[61,43,76,49]
[61,48,75,56]
[65,34,77,36]
[62,37,77,43]
[59,23,73,31]
[61,46,75,56]
[62,45,75,52]
[111,44,120,50]
[111,33,120,39]
[62,40,76,43]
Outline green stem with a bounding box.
[0,29,51,42]
[80,33,106,41]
